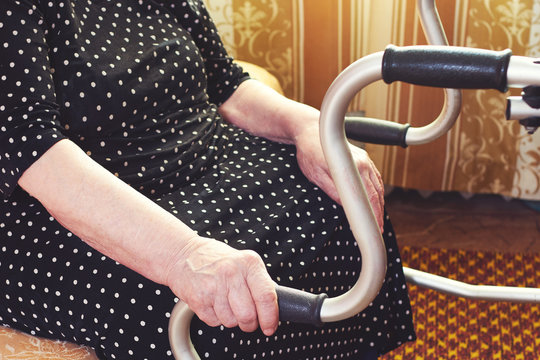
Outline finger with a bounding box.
[248,277,278,336]
[318,173,341,205]
[368,165,385,210]
[362,176,383,229]
[185,282,223,328]
[304,164,341,204]
[352,148,385,230]
[244,254,279,336]
[367,173,385,231]
[369,163,386,231]
[228,277,258,332]
[195,306,221,328]
[213,293,238,329]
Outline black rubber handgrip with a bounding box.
[523,86,540,108]
[382,45,512,92]
[276,285,327,327]
[345,116,410,148]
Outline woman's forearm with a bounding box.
[18,139,280,335]
[218,79,320,144]
[17,139,197,286]
[13,81,317,334]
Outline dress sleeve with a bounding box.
[0,0,67,198]
[168,0,250,106]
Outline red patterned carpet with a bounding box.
[382,246,540,360]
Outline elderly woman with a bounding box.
[0,0,415,359]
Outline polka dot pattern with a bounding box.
[0,1,415,359]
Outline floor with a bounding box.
[385,187,540,254]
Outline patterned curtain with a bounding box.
[206,0,540,200]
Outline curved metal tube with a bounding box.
[169,302,198,360]
[507,55,540,87]
[507,97,540,120]
[167,54,390,358]
[406,0,463,145]
[319,53,388,322]
[418,0,448,45]
[404,268,540,302]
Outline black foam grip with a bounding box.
[382,45,512,92]
[345,116,410,147]
[522,86,540,109]
[276,285,327,327]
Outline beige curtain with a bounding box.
[206,0,540,200]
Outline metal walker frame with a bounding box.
[169,1,540,358]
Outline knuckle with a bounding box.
[241,251,267,272]
[236,308,257,325]
[220,315,238,329]
[254,289,277,306]
[197,310,220,327]
[189,300,208,317]
[242,249,263,264]
[187,288,216,312]
[239,321,258,333]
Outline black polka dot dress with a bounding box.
[0,1,415,359]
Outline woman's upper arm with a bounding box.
[0,0,67,198]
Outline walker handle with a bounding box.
[345,116,410,148]
[276,285,327,326]
[382,45,512,92]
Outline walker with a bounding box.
[168,1,540,358]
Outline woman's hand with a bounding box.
[219,79,385,231]
[165,236,279,336]
[294,123,385,232]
